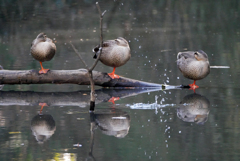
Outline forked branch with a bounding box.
[70,2,106,111]
[89,2,106,72]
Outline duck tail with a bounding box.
[93,53,97,59]
[92,45,101,59]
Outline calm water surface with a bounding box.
[0,1,240,161]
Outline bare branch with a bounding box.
[88,2,107,111]
[69,2,106,111]
[96,2,102,17]
[102,10,107,16]
[70,42,89,69]
[89,3,106,72]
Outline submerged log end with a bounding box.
[91,70,163,87]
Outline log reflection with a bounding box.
[177,93,210,124]
[0,88,162,107]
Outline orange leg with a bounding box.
[189,80,199,91]
[108,67,120,79]
[39,62,49,74]
[39,103,48,114]
[108,97,120,104]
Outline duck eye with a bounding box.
[194,52,198,56]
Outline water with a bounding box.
[0,0,240,160]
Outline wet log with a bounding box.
[0,69,167,88]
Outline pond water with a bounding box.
[0,0,240,161]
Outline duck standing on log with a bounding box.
[30,33,56,74]
[177,50,210,90]
[93,37,131,79]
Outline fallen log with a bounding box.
[0,68,169,88]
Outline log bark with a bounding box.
[0,69,167,88]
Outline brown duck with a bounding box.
[177,50,210,90]
[31,33,56,74]
[93,37,131,79]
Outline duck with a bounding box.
[93,37,131,79]
[30,33,56,74]
[177,50,210,90]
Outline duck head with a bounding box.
[194,50,209,61]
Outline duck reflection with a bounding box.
[31,114,56,143]
[87,109,130,160]
[177,93,210,124]
[90,109,130,138]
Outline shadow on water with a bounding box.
[2,86,239,161]
[30,103,130,160]
[88,108,131,160]
[25,88,212,161]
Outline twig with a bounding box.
[70,42,89,69]
[89,2,106,72]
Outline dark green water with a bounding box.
[0,0,240,160]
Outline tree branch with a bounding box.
[69,2,107,111]
[89,2,106,72]
[70,42,89,69]
[88,2,106,111]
